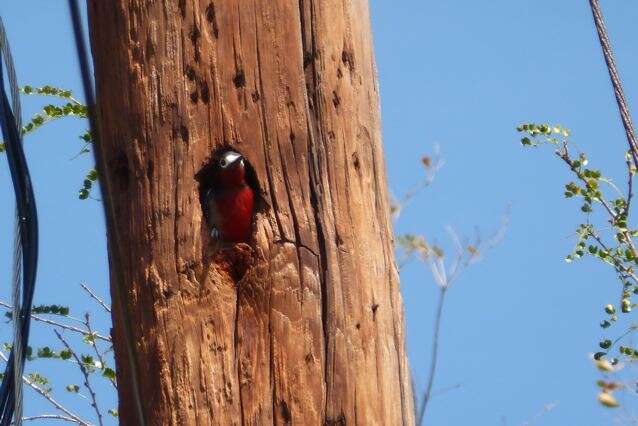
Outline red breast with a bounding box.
[215,184,254,242]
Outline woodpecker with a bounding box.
[204,150,255,243]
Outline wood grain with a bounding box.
[88,0,414,424]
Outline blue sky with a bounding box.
[0,1,637,425]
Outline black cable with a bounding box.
[66,2,146,424]
[0,25,39,426]
[588,0,638,165]
[67,1,98,142]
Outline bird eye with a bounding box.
[220,159,227,167]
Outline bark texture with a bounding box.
[88,1,413,424]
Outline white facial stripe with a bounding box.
[222,151,242,167]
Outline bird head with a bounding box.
[214,150,246,186]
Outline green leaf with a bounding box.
[32,305,70,316]
[103,367,116,380]
[65,384,80,393]
[80,130,92,143]
[37,346,56,358]
[21,85,75,101]
[80,355,94,365]
[27,373,49,387]
[600,339,612,349]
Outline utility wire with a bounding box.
[588,0,638,166]
[0,18,23,426]
[0,17,39,426]
[0,17,24,425]
[66,2,146,425]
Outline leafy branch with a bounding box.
[54,330,104,426]
[0,85,97,200]
[0,350,90,425]
[0,283,117,424]
[518,122,638,408]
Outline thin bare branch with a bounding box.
[54,331,104,426]
[83,313,116,389]
[0,301,111,342]
[417,287,447,425]
[520,401,558,426]
[19,414,87,423]
[0,352,90,426]
[79,283,111,313]
[417,212,508,425]
[430,382,463,399]
[590,232,638,286]
[391,148,444,220]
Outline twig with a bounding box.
[54,331,104,426]
[0,301,111,342]
[410,378,419,421]
[19,414,87,423]
[444,227,479,285]
[612,325,638,347]
[590,232,638,286]
[0,352,90,426]
[79,283,111,313]
[83,313,116,389]
[19,87,83,106]
[556,149,617,220]
[391,148,444,220]
[557,145,638,263]
[69,144,91,161]
[417,286,447,425]
[416,213,508,424]
[430,382,463,399]
[520,401,558,426]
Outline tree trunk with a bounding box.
[87,1,413,424]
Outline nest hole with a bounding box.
[195,146,264,218]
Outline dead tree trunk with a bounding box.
[88,1,413,424]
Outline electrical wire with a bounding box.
[588,0,638,165]
[0,17,23,425]
[66,2,146,424]
[0,17,39,426]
